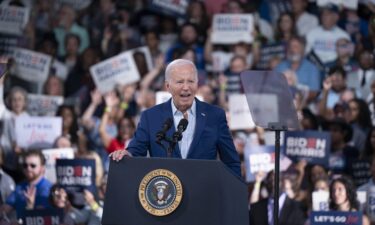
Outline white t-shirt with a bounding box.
[305,26,350,63]
[296,12,319,37]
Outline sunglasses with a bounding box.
[22,163,37,169]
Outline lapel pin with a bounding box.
[201,113,206,117]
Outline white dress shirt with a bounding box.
[171,100,196,158]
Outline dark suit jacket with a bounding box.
[127,98,241,176]
[249,196,306,225]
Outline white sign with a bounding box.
[357,191,366,211]
[211,14,254,44]
[211,51,231,72]
[317,0,358,9]
[13,48,52,83]
[42,148,75,183]
[228,94,255,130]
[27,94,64,116]
[90,51,140,93]
[15,116,62,149]
[0,6,30,35]
[156,91,172,105]
[312,191,329,211]
[52,60,68,81]
[57,0,92,10]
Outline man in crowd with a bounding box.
[0,150,52,219]
[275,36,321,101]
[110,59,241,177]
[305,4,350,64]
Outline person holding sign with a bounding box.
[1,86,29,179]
[329,176,370,225]
[110,59,241,177]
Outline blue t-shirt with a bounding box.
[275,58,322,91]
[6,177,52,219]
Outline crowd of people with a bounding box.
[0,0,375,224]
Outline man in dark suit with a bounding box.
[110,59,241,177]
[249,171,306,225]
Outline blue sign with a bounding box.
[349,159,371,187]
[257,42,286,70]
[310,211,362,225]
[284,130,330,167]
[23,209,64,225]
[55,159,96,195]
[148,0,190,18]
[244,145,274,182]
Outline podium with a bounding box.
[102,157,249,225]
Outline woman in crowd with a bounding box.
[56,105,79,147]
[99,92,136,154]
[329,176,370,225]
[275,12,297,43]
[348,98,372,151]
[43,75,65,97]
[49,184,101,225]
[1,86,29,181]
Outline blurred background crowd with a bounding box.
[0,0,375,224]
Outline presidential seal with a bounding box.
[138,169,183,216]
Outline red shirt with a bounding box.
[106,138,125,154]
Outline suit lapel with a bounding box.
[187,99,206,158]
[161,99,182,158]
[279,196,292,223]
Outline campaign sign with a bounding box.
[211,51,232,72]
[15,116,62,149]
[51,60,68,81]
[13,48,52,83]
[317,0,358,9]
[312,191,330,211]
[57,0,92,10]
[228,94,255,130]
[310,211,362,225]
[0,6,30,36]
[148,0,189,18]
[0,34,29,57]
[23,208,64,225]
[257,43,286,70]
[211,14,254,44]
[42,148,75,183]
[90,51,140,93]
[349,159,371,187]
[27,94,64,116]
[56,159,96,194]
[284,131,330,167]
[244,145,274,182]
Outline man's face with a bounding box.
[321,9,338,30]
[180,25,197,45]
[23,155,44,182]
[291,0,306,14]
[330,73,345,91]
[166,64,198,112]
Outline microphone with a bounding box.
[156,118,173,144]
[172,118,188,143]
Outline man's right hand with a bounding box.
[109,150,132,162]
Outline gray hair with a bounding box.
[165,59,198,81]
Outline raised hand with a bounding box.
[104,91,120,108]
[90,89,103,106]
[24,185,36,209]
